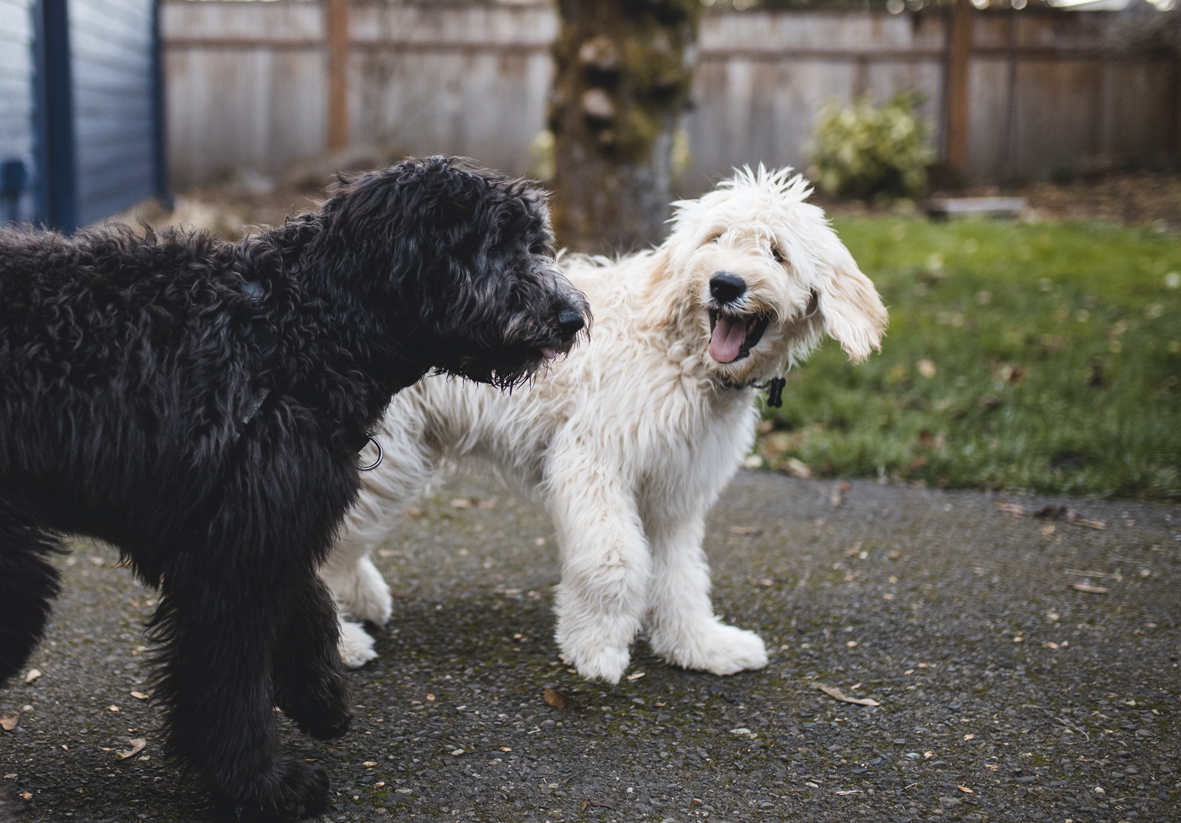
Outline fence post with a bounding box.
[35,0,78,232]
[945,0,972,178]
[326,0,349,152]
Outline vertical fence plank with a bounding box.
[944,0,972,176]
[325,0,348,152]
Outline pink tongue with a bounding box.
[709,315,747,363]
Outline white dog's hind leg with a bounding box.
[321,551,392,626]
[338,618,378,668]
[643,510,768,675]
[549,458,651,684]
[322,406,437,666]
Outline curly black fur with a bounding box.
[0,156,589,821]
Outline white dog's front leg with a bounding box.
[644,510,768,676]
[549,462,651,684]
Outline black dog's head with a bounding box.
[308,156,590,389]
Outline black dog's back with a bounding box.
[0,226,258,556]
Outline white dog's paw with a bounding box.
[339,619,378,669]
[327,556,393,625]
[556,633,631,684]
[652,622,768,676]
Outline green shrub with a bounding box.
[806,93,934,198]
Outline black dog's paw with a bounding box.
[215,758,330,823]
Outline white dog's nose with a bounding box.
[709,272,746,304]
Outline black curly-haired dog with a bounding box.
[0,156,589,821]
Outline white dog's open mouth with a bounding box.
[708,311,770,363]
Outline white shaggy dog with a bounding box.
[323,167,887,682]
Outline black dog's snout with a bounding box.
[556,307,585,337]
[709,272,747,305]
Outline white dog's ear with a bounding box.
[814,247,888,363]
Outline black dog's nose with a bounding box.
[709,272,747,304]
[556,307,585,337]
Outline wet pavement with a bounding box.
[2,471,1178,823]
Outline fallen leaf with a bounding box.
[362,761,377,767]
[115,739,146,760]
[1076,518,1106,530]
[958,785,973,793]
[543,688,569,708]
[815,683,880,707]
[499,747,512,753]
[25,669,40,684]
[996,503,1025,515]
[888,550,902,560]
[450,748,465,756]
[449,498,474,509]
[1071,582,1108,594]
[985,763,999,771]
[426,694,435,702]
[626,672,645,681]
[130,691,148,700]
[0,715,18,731]
[784,458,812,479]
[1033,505,1068,520]
[963,734,975,740]
[20,791,31,800]
[108,705,120,712]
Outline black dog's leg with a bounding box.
[153,558,334,823]
[272,576,352,740]
[0,497,62,684]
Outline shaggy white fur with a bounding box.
[322,167,888,681]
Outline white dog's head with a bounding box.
[646,166,887,387]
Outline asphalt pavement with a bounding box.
[2,471,1178,823]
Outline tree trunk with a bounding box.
[549,0,701,255]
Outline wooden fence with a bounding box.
[162,0,1180,194]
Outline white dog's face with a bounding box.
[651,167,888,386]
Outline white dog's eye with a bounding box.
[770,245,784,263]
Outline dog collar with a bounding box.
[721,376,786,408]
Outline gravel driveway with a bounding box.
[2,471,1178,823]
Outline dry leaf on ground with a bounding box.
[996,503,1025,515]
[815,683,880,707]
[115,739,146,760]
[543,688,569,708]
[0,714,18,731]
[24,669,40,684]
[1075,518,1106,530]
[626,672,645,681]
[1071,582,1108,594]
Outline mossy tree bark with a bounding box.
[549,0,701,254]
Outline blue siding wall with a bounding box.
[0,0,36,221]
[70,0,156,226]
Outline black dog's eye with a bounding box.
[771,245,784,263]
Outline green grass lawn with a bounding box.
[757,217,1181,500]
